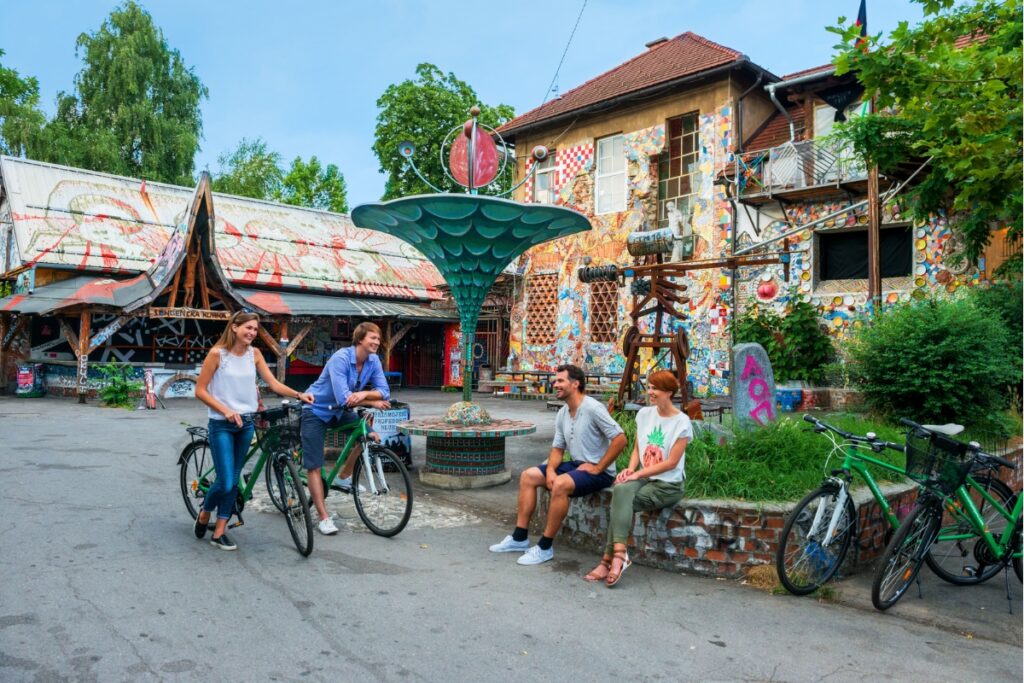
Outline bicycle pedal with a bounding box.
[229,515,245,529]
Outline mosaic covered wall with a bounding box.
[509,105,739,396]
[509,101,989,397]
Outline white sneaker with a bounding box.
[517,545,554,565]
[489,535,530,553]
[333,477,366,494]
[317,517,339,535]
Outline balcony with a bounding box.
[735,138,869,204]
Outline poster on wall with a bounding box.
[443,323,462,387]
[373,402,413,466]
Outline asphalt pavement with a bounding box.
[0,390,1020,682]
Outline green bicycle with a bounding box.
[264,403,414,538]
[871,418,1021,611]
[776,415,1015,595]
[179,404,314,556]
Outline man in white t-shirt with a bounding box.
[489,364,627,565]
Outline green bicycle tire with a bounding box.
[872,501,942,611]
[925,475,1014,585]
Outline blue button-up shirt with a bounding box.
[305,346,390,421]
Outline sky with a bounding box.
[0,0,926,207]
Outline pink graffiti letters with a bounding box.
[739,354,774,425]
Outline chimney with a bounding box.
[645,37,669,49]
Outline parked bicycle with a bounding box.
[180,402,313,556]
[776,415,1016,596]
[266,403,414,538]
[871,418,1021,611]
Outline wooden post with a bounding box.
[77,310,92,404]
[867,164,882,310]
[0,314,8,395]
[383,320,393,371]
[276,320,289,382]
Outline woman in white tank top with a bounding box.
[193,311,313,550]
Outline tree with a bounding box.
[829,0,1022,272]
[32,1,207,185]
[0,50,45,157]
[373,63,515,199]
[278,156,348,213]
[211,137,283,199]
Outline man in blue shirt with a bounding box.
[301,321,391,535]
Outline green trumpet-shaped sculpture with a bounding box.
[352,194,590,404]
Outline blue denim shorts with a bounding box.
[537,460,614,497]
[299,409,358,470]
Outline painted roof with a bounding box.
[498,32,768,137]
[236,288,457,321]
[0,156,444,301]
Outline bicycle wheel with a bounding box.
[925,475,1014,585]
[179,440,214,520]
[353,446,413,537]
[776,484,856,595]
[274,456,314,557]
[265,445,300,514]
[872,502,942,610]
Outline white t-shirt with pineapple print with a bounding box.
[634,406,693,483]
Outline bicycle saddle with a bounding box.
[921,423,964,436]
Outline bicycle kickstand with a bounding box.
[1003,566,1013,615]
[915,575,924,600]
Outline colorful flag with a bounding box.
[855,0,868,51]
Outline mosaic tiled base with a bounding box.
[424,436,508,476]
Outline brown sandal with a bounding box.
[584,556,612,582]
[605,550,632,588]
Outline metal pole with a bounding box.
[867,164,882,310]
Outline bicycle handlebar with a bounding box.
[802,414,902,453]
[899,417,1018,471]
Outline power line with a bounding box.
[540,0,587,106]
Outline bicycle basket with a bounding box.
[904,429,971,494]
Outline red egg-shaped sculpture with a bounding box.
[449,119,499,189]
[756,277,778,301]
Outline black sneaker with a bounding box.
[194,515,209,539]
[209,534,237,551]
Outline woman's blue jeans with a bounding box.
[203,416,255,520]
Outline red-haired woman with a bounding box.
[194,311,313,550]
[585,370,692,586]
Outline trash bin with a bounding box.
[373,402,413,467]
[16,364,45,397]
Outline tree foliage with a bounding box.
[373,63,515,199]
[32,1,207,185]
[278,156,348,213]
[211,137,283,199]
[0,49,45,157]
[212,138,348,213]
[829,0,1022,270]
[847,297,1014,424]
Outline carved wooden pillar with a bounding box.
[77,310,92,404]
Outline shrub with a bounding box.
[97,363,142,408]
[969,280,1023,394]
[734,299,834,384]
[847,297,1014,424]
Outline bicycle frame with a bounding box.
[941,478,1023,560]
[290,414,379,491]
[189,421,289,506]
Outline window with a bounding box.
[818,226,912,281]
[595,135,625,214]
[525,273,559,344]
[658,113,699,229]
[532,154,558,204]
[588,281,619,343]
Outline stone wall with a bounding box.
[537,482,920,578]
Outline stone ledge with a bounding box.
[536,481,919,579]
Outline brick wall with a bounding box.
[536,482,920,578]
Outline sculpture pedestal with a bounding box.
[398,417,536,490]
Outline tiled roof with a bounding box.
[780,63,834,81]
[499,32,762,137]
[744,107,806,152]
